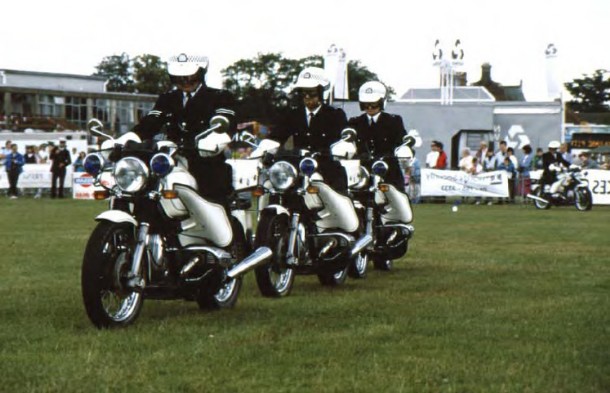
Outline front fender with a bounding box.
[262,204,290,217]
[95,210,138,226]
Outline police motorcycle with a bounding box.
[80,117,272,328]
[340,132,415,273]
[527,163,593,211]
[248,130,373,297]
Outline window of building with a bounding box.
[39,95,63,117]
[65,96,88,128]
[94,99,111,128]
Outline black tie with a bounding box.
[369,117,375,127]
[308,112,314,127]
[184,92,192,107]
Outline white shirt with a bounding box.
[425,151,439,168]
[368,113,381,125]
[459,155,474,172]
[306,105,322,126]
[183,83,203,106]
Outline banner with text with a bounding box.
[0,164,73,189]
[585,169,610,205]
[421,169,509,197]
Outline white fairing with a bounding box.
[100,132,142,160]
[198,132,231,158]
[159,165,197,218]
[376,185,413,224]
[250,139,280,159]
[330,139,357,159]
[227,159,260,191]
[174,184,233,247]
[339,159,363,188]
[304,182,359,232]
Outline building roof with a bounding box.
[398,86,495,103]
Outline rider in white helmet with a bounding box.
[272,66,349,193]
[542,140,570,194]
[347,81,407,191]
[134,53,237,210]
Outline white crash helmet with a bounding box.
[548,140,561,149]
[167,53,209,77]
[294,67,331,99]
[359,81,387,110]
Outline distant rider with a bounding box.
[542,140,570,195]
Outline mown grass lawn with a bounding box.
[0,199,608,393]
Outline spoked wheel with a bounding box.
[373,255,393,271]
[575,188,593,211]
[533,188,551,210]
[318,266,348,286]
[81,221,143,329]
[348,252,369,279]
[197,218,246,310]
[254,212,295,297]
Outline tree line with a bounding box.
[93,52,609,123]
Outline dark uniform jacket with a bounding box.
[541,151,570,186]
[272,104,348,193]
[348,112,406,191]
[134,84,236,205]
[50,148,72,174]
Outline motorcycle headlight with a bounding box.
[83,153,104,176]
[372,160,389,176]
[113,157,149,193]
[269,161,297,190]
[150,153,174,177]
[352,166,370,189]
[299,157,317,177]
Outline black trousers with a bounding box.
[7,170,20,196]
[51,170,67,198]
[317,158,348,195]
[187,157,234,211]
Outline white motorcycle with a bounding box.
[249,129,372,297]
[339,133,415,273]
[80,117,272,328]
[527,164,593,211]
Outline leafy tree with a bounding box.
[222,52,394,122]
[564,69,610,113]
[133,54,171,95]
[93,53,134,93]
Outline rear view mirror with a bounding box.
[209,115,230,133]
[340,128,357,143]
[87,118,112,140]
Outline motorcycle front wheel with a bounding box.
[533,187,551,210]
[574,188,593,211]
[254,212,295,297]
[81,221,143,329]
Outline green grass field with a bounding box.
[0,199,608,393]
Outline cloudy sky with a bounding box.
[2,0,608,100]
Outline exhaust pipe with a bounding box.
[350,234,373,257]
[526,194,549,204]
[226,247,272,279]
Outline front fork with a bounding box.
[365,206,375,250]
[127,223,150,289]
[285,213,301,266]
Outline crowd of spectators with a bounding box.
[1,139,86,198]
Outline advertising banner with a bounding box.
[421,169,509,197]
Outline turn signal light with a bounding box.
[307,185,320,194]
[161,190,179,199]
[378,184,390,193]
[252,186,265,197]
[93,190,110,200]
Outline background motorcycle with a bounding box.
[343,133,415,274]
[527,164,593,211]
[81,118,271,328]
[250,132,372,297]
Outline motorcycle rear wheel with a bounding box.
[347,252,369,279]
[574,188,593,211]
[81,221,143,329]
[254,212,295,297]
[197,218,246,310]
[318,266,348,286]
